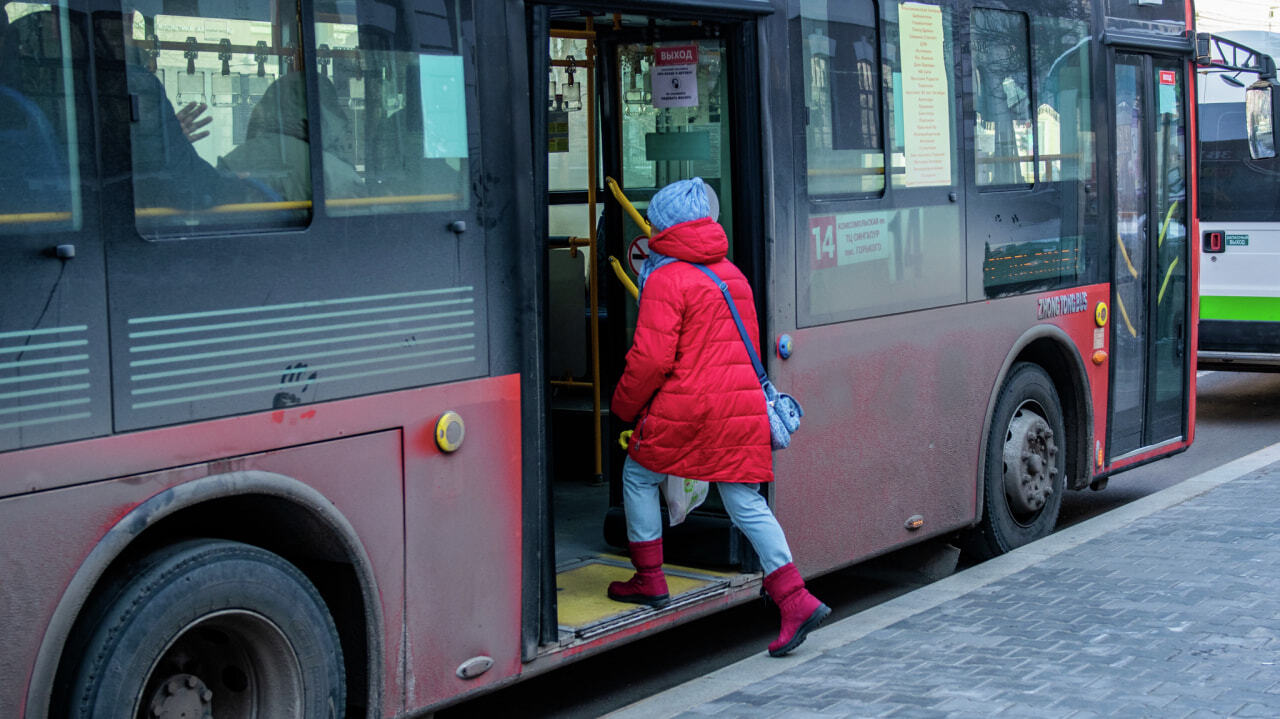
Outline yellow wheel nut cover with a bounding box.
[435,411,465,453]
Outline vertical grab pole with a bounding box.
[586,20,604,484]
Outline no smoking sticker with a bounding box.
[627,235,651,276]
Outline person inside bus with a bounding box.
[609,178,831,658]
[86,10,274,214]
[218,70,363,202]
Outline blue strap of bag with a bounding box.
[687,263,769,387]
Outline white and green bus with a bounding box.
[1198,31,1280,371]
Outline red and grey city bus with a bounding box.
[0,0,1199,716]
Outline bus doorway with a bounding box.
[530,5,767,654]
[1109,52,1191,461]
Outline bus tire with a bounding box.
[965,362,1066,560]
[67,539,345,719]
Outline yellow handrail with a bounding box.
[606,175,651,238]
[608,255,639,300]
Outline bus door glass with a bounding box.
[1109,52,1189,459]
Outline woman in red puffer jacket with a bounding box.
[607,177,829,658]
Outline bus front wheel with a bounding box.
[965,362,1067,560]
[67,539,345,719]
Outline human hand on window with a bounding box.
[176,101,212,143]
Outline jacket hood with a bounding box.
[648,217,728,264]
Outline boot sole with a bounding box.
[768,603,831,657]
[607,591,670,608]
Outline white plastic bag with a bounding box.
[663,475,710,526]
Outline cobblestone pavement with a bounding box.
[610,446,1280,719]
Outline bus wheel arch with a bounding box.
[63,538,345,719]
[968,331,1092,559]
[39,471,382,719]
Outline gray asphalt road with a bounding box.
[438,370,1280,719]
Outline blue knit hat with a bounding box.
[647,177,719,231]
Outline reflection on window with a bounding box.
[972,9,1033,186]
[317,0,469,216]
[121,1,311,236]
[804,204,966,322]
[801,0,884,196]
[1033,17,1092,183]
[0,2,82,233]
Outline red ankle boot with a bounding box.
[763,563,831,656]
[608,538,670,608]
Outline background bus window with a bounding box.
[317,0,469,217]
[120,1,311,236]
[972,8,1033,187]
[0,2,82,233]
[800,0,884,197]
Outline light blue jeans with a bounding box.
[621,456,793,574]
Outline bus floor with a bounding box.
[551,477,742,640]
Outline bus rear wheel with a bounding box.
[965,362,1067,561]
[67,539,345,719]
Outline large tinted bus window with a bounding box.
[980,13,1097,299]
[1201,100,1280,221]
[317,0,469,216]
[0,3,81,233]
[972,9,1032,187]
[120,1,312,236]
[801,0,884,197]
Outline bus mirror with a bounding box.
[1246,80,1280,159]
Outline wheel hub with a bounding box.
[1002,407,1058,515]
[146,673,213,719]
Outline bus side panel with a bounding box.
[0,432,405,718]
[772,300,1031,574]
[403,372,523,709]
[1035,284,1111,480]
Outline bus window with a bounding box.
[801,0,885,197]
[120,1,312,236]
[800,1,965,325]
[314,0,471,214]
[318,0,470,216]
[1034,17,1093,183]
[972,8,1033,187]
[0,3,81,233]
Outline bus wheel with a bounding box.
[965,362,1066,560]
[67,539,345,719]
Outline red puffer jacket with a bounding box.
[612,217,772,484]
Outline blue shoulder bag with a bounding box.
[688,263,803,450]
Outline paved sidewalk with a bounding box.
[609,442,1280,719]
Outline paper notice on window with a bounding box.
[899,2,952,187]
[652,45,699,109]
[419,54,469,159]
